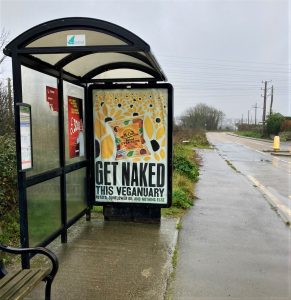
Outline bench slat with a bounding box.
[0,269,33,300]
[8,269,50,300]
[0,270,22,289]
[0,268,50,300]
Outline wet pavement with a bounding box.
[173,143,290,300]
[25,214,178,300]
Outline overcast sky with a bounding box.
[0,0,290,120]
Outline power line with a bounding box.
[159,54,291,67]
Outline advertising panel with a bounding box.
[68,96,84,158]
[93,86,172,206]
[46,86,59,112]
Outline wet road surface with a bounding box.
[173,133,290,300]
[208,132,291,223]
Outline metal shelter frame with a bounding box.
[4,17,172,268]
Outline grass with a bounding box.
[162,130,206,217]
[236,130,264,139]
[0,212,19,245]
[173,145,199,181]
[280,131,291,142]
[225,159,238,172]
[176,220,183,230]
[92,206,103,213]
[173,128,210,149]
[172,247,178,269]
[164,244,179,300]
[0,211,20,264]
[161,207,185,217]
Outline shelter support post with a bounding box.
[58,71,68,244]
[85,83,93,222]
[12,53,30,268]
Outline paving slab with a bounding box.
[25,214,178,300]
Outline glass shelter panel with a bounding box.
[63,81,86,164]
[27,177,61,246]
[21,66,59,176]
[66,168,87,221]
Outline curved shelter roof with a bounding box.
[4,17,166,82]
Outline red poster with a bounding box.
[46,86,59,112]
[68,96,84,158]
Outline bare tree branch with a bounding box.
[0,28,9,66]
[0,29,13,135]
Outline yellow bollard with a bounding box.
[273,136,280,151]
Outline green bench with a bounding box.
[0,244,58,300]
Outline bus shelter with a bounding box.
[4,17,173,267]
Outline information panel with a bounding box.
[92,85,172,206]
[19,104,32,170]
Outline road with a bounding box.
[172,132,291,300]
[208,132,291,224]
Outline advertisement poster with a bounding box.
[19,105,32,170]
[46,86,59,112]
[93,88,169,205]
[68,96,84,158]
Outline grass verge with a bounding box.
[236,130,264,139]
[162,132,207,217]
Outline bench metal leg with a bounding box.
[86,209,91,221]
[45,278,53,300]
[0,260,7,278]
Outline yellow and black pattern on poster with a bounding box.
[93,88,168,204]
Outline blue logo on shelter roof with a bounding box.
[66,35,86,46]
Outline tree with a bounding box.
[180,103,225,131]
[0,29,14,135]
[266,113,285,135]
[0,28,9,65]
[0,79,14,135]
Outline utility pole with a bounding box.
[252,103,258,125]
[261,81,267,124]
[247,110,250,125]
[269,85,274,115]
[241,114,243,124]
